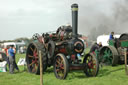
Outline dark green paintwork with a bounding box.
[109,39,128,47]
[95,49,112,65]
[109,40,114,46]
[121,41,128,47]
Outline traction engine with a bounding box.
[26,3,99,79]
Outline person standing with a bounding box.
[8,45,19,74]
[109,32,114,40]
[13,47,19,71]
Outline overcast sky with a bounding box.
[0,0,120,40]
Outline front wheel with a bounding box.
[83,53,99,77]
[99,46,119,66]
[53,53,69,79]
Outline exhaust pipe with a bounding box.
[71,3,78,38]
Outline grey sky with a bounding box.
[0,0,120,40]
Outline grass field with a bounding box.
[0,53,128,85]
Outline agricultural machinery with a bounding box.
[26,4,99,79]
[93,33,128,66]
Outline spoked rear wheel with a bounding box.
[54,53,69,79]
[83,53,99,77]
[26,42,47,74]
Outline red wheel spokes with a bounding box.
[28,45,39,73]
[55,57,64,76]
[87,56,97,75]
[29,60,35,66]
[33,48,38,58]
[56,69,61,72]
[56,59,61,65]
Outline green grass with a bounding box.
[0,53,128,85]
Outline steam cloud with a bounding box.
[79,0,128,41]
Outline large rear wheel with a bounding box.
[53,53,69,79]
[26,42,47,74]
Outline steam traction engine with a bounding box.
[26,4,99,79]
[98,33,128,66]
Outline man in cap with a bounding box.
[8,45,19,74]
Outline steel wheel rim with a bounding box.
[55,55,65,78]
[85,55,97,76]
[27,43,39,73]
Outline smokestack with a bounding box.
[71,3,78,38]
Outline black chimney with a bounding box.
[71,3,78,38]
